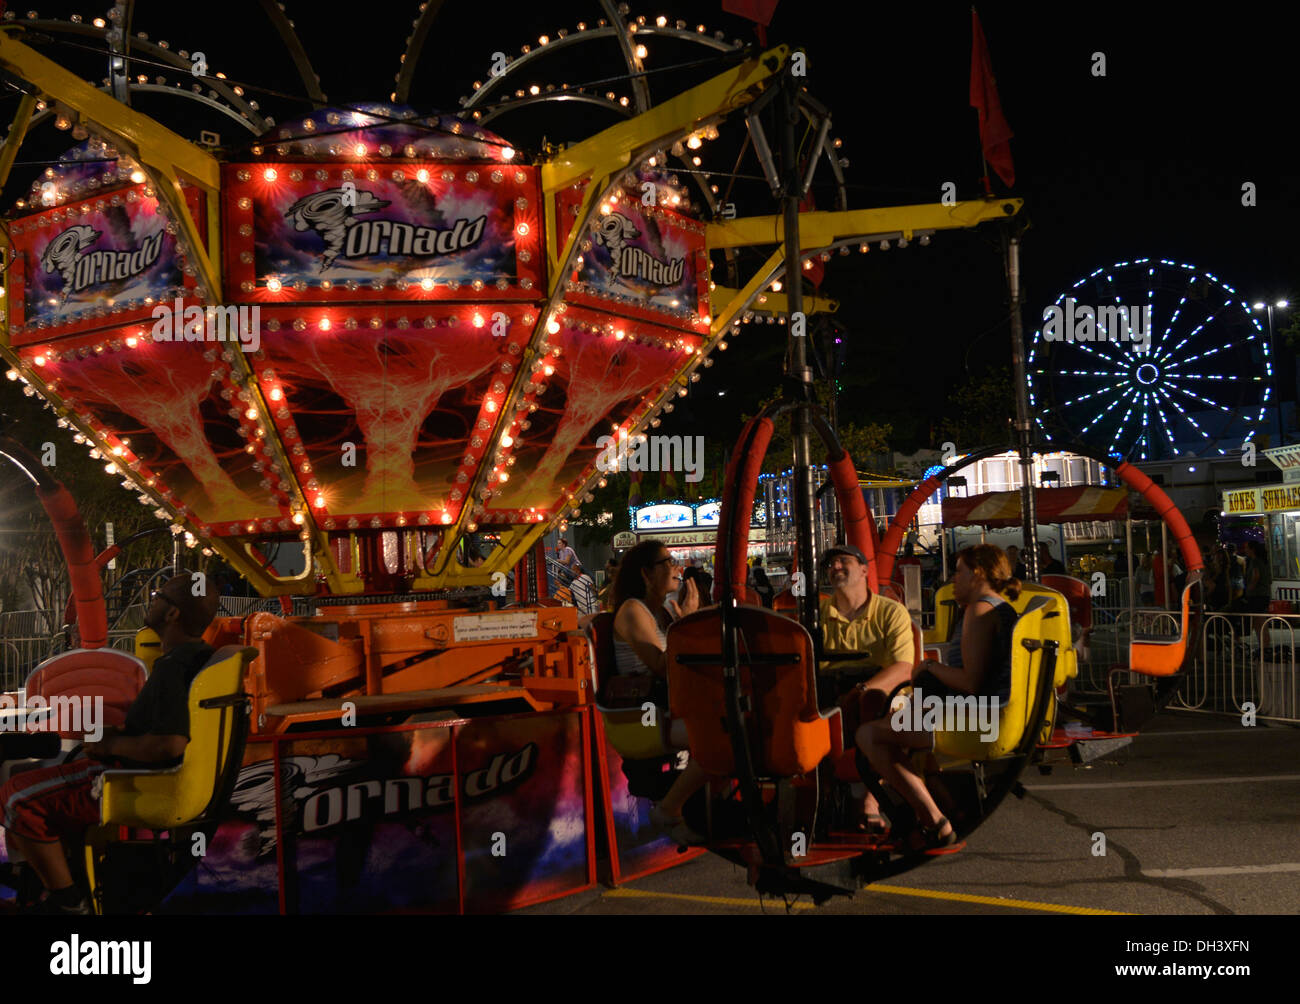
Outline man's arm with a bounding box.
[85,733,187,765]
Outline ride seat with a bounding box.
[924,582,960,646]
[95,645,254,829]
[586,612,670,760]
[0,649,148,789]
[24,648,147,740]
[932,596,1055,760]
[667,605,841,778]
[1129,574,1199,677]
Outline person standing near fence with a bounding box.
[1244,540,1272,614]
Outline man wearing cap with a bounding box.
[0,574,220,914]
[820,544,915,831]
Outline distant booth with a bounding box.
[1219,444,1300,609]
[621,494,767,570]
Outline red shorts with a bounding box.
[1,759,105,843]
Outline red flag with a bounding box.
[969,9,1015,189]
[723,0,780,26]
[723,0,780,45]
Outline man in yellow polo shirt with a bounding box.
[820,543,915,832]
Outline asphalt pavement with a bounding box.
[518,711,1300,915]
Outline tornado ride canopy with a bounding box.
[2,107,710,595]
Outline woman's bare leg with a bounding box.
[856,720,948,832]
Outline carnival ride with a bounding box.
[0,5,1208,912]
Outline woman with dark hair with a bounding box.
[610,541,709,843]
[856,544,1020,850]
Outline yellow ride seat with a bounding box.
[84,645,254,914]
[97,645,254,827]
[932,595,1056,761]
[587,612,670,760]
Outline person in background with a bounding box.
[751,562,775,608]
[1136,553,1155,605]
[1205,548,1230,611]
[556,537,581,573]
[1038,542,1066,576]
[1005,545,1027,580]
[1244,540,1272,614]
[597,557,619,611]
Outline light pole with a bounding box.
[1253,299,1290,447]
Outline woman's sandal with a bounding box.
[649,803,708,846]
[912,816,960,853]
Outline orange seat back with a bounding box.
[1129,578,1197,677]
[668,605,834,778]
[25,648,147,739]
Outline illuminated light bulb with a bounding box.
[501,434,513,447]
[615,329,626,340]
[125,336,138,348]
[129,169,146,184]
[771,281,782,292]
[691,156,701,166]
[485,399,498,413]
[546,317,560,334]
[33,355,46,367]
[599,203,611,215]
[246,523,256,533]
[104,462,117,474]
[441,512,453,524]
[502,147,515,160]
[686,135,702,150]
[656,15,667,26]
[266,277,282,293]
[112,445,124,456]
[292,512,304,525]
[498,472,509,483]
[4,370,17,381]
[245,407,258,420]
[517,222,530,236]
[319,317,331,331]
[472,313,485,328]
[263,168,278,182]
[269,387,283,401]
[420,277,434,291]
[416,168,430,183]
[314,496,325,508]
[543,364,554,376]
[354,144,367,157]
[467,522,478,532]
[635,44,648,59]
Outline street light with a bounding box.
[1253,299,1290,446]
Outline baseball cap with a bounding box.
[822,543,868,568]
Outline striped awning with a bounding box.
[942,486,1129,528]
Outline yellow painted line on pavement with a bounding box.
[604,887,817,910]
[863,884,1132,915]
[606,884,1130,915]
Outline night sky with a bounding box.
[5,1,1296,456]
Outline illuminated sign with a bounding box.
[1222,485,1300,515]
[635,504,693,530]
[695,502,721,526]
[1264,446,1300,484]
[1223,489,1260,514]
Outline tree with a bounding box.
[0,378,173,620]
[933,365,1016,451]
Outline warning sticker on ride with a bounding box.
[453,612,539,644]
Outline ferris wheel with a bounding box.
[1026,258,1273,461]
